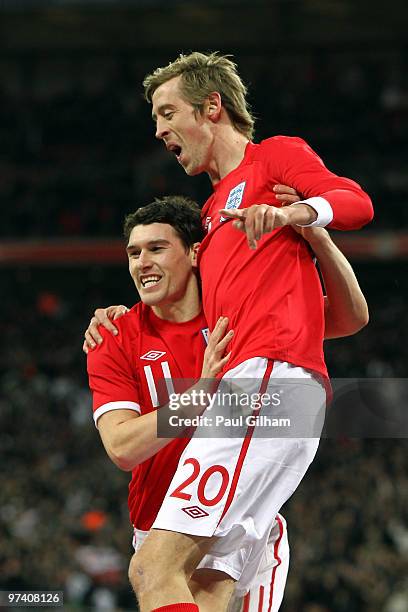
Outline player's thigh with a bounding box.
[135,528,218,577]
[189,568,235,612]
[227,593,244,612]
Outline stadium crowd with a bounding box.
[1,263,407,611]
[1,39,407,612]
[1,48,408,237]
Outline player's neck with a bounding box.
[151,281,201,323]
[207,127,249,186]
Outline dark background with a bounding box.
[1,1,408,610]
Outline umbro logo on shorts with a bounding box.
[140,350,166,361]
[181,506,210,519]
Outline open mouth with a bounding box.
[140,275,162,288]
[167,144,182,159]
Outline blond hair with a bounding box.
[143,51,255,140]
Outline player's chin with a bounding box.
[140,294,158,306]
[139,290,165,306]
[184,160,200,176]
[183,164,195,176]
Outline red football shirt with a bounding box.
[199,136,373,377]
[87,302,208,531]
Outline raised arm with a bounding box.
[272,136,374,231]
[221,137,373,249]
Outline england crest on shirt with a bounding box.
[220,181,246,222]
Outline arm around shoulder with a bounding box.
[302,228,369,339]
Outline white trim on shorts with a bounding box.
[240,514,290,610]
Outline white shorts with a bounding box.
[153,358,325,593]
[133,513,289,608]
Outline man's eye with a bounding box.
[164,112,174,120]
[151,246,163,252]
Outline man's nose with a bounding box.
[137,250,152,268]
[155,117,169,140]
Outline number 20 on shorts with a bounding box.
[170,458,230,507]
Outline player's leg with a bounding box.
[129,528,217,611]
[192,513,289,612]
[133,359,323,610]
[132,529,235,612]
[130,508,290,612]
[132,528,236,612]
[189,568,236,612]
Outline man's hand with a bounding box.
[220,204,288,249]
[219,184,317,250]
[83,305,130,354]
[273,184,301,205]
[278,189,326,244]
[201,317,234,378]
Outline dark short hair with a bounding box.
[123,195,204,249]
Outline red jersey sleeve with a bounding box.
[87,326,141,426]
[264,136,373,230]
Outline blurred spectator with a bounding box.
[1,263,407,611]
[1,32,407,612]
[1,48,407,237]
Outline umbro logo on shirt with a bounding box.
[140,350,166,361]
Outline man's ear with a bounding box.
[206,92,222,122]
[191,242,201,267]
